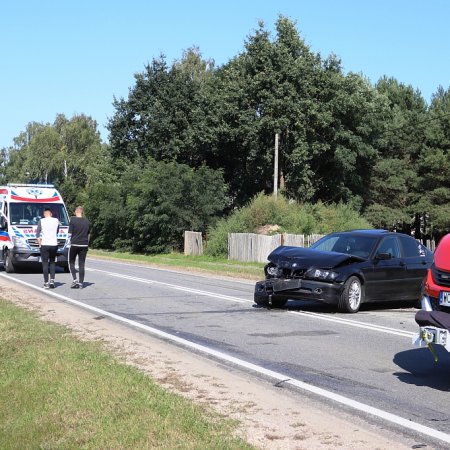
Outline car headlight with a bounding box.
[305,268,338,281]
[12,236,29,249]
[265,264,282,277]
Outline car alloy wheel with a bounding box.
[348,280,361,309]
[339,276,362,313]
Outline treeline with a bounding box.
[1,16,449,252]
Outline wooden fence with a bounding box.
[184,231,203,256]
[185,230,436,262]
[228,233,324,263]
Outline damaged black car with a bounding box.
[254,230,433,313]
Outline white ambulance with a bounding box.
[0,183,70,273]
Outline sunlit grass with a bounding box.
[0,299,255,449]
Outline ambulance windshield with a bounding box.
[10,203,69,226]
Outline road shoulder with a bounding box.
[1,277,414,449]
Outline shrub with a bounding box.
[205,194,372,257]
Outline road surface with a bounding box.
[2,257,450,448]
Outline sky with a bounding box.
[1,0,449,149]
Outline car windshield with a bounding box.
[310,234,378,258]
[10,202,69,226]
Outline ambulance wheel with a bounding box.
[4,250,15,273]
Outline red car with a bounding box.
[422,233,450,312]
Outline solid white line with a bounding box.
[87,267,415,338]
[2,272,450,446]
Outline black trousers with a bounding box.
[69,246,88,283]
[41,245,58,282]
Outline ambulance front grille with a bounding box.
[27,238,66,250]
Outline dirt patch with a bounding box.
[1,277,415,449]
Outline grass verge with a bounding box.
[0,299,254,450]
[89,250,264,280]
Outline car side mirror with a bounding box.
[375,252,391,260]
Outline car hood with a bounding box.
[267,245,365,269]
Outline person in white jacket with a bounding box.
[36,208,60,289]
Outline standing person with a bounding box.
[37,208,60,289]
[68,206,91,289]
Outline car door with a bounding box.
[398,234,429,301]
[366,236,405,302]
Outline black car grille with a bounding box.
[432,265,450,288]
[27,238,66,250]
[284,268,306,279]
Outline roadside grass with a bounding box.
[0,299,254,450]
[89,249,264,280]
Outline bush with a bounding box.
[205,193,372,257]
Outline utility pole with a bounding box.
[273,133,279,197]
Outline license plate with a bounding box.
[439,291,450,306]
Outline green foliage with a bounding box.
[2,114,104,213]
[2,16,450,248]
[85,159,227,254]
[205,194,371,256]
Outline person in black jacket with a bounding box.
[68,206,91,289]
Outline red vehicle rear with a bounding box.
[422,233,450,312]
[414,234,450,359]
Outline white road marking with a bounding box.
[2,272,450,446]
[288,310,414,337]
[88,256,255,285]
[87,267,248,303]
[87,267,415,338]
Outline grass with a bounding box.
[0,299,255,450]
[89,249,264,280]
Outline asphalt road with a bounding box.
[3,257,450,447]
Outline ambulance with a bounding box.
[0,183,70,273]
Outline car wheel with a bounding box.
[4,250,16,273]
[338,276,362,313]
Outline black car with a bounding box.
[254,230,433,313]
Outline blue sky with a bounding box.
[1,0,449,148]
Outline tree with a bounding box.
[365,77,429,232]
[85,159,227,253]
[108,48,215,165]
[124,160,227,253]
[3,114,105,211]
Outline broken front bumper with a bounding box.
[254,278,343,305]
